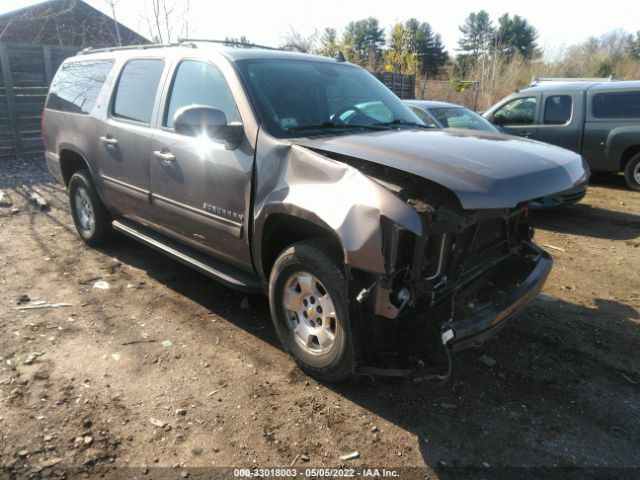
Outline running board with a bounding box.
[112,219,262,293]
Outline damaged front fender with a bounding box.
[252,131,422,279]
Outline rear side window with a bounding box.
[592,91,640,118]
[47,60,114,114]
[544,95,572,124]
[113,59,165,124]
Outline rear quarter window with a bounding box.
[592,91,640,118]
[46,59,114,114]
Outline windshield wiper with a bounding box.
[284,122,391,133]
[372,119,436,129]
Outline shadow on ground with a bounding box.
[531,202,640,241]
[101,234,640,475]
[7,159,639,476]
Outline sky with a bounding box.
[2,0,639,57]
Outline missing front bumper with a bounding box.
[444,242,552,351]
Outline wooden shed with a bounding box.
[0,0,149,160]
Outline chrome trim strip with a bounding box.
[102,174,149,196]
[151,193,243,229]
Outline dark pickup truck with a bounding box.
[483,80,640,190]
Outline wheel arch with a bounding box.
[259,213,346,282]
[621,145,640,172]
[58,146,94,187]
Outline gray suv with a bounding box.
[483,80,640,190]
[43,42,588,381]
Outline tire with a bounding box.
[269,239,354,382]
[624,153,640,191]
[68,170,113,246]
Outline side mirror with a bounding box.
[173,105,244,149]
[491,114,507,126]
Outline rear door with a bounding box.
[149,58,254,269]
[96,58,166,222]
[534,92,582,152]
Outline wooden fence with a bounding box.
[416,79,481,110]
[0,41,77,160]
[373,72,416,99]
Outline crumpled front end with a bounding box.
[319,153,554,378]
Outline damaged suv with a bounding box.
[43,42,588,381]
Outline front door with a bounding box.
[490,94,541,139]
[150,59,254,270]
[97,58,166,223]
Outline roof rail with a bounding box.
[177,38,282,51]
[529,75,616,86]
[78,42,191,55]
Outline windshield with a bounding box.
[429,107,498,132]
[235,58,428,137]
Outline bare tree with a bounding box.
[280,27,317,53]
[142,0,189,44]
[104,0,122,46]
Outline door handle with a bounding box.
[518,131,533,138]
[99,135,118,146]
[153,149,176,165]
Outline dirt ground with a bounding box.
[1,159,639,479]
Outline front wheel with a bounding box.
[269,239,354,382]
[624,153,640,191]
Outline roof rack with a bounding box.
[530,75,616,86]
[78,38,283,56]
[78,42,191,55]
[177,38,282,51]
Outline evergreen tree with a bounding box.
[341,17,385,68]
[626,31,640,59]
[317,27,339,58]
[457,10,494,57]
[405,18,449,76]
[385,19,448,76]
[493,14,539,60]
[224,36,252,46]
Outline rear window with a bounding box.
[592,91,640,119]
[544,95,572,124]
[46,60,114,114]
[112,59,165,124]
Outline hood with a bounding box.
[296,128,587,209]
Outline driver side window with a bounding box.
[493,97,537,125]
[164,60,240,128]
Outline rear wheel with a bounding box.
[624,153,640,191]
[269,239,354,381]
[68,170,113,246]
